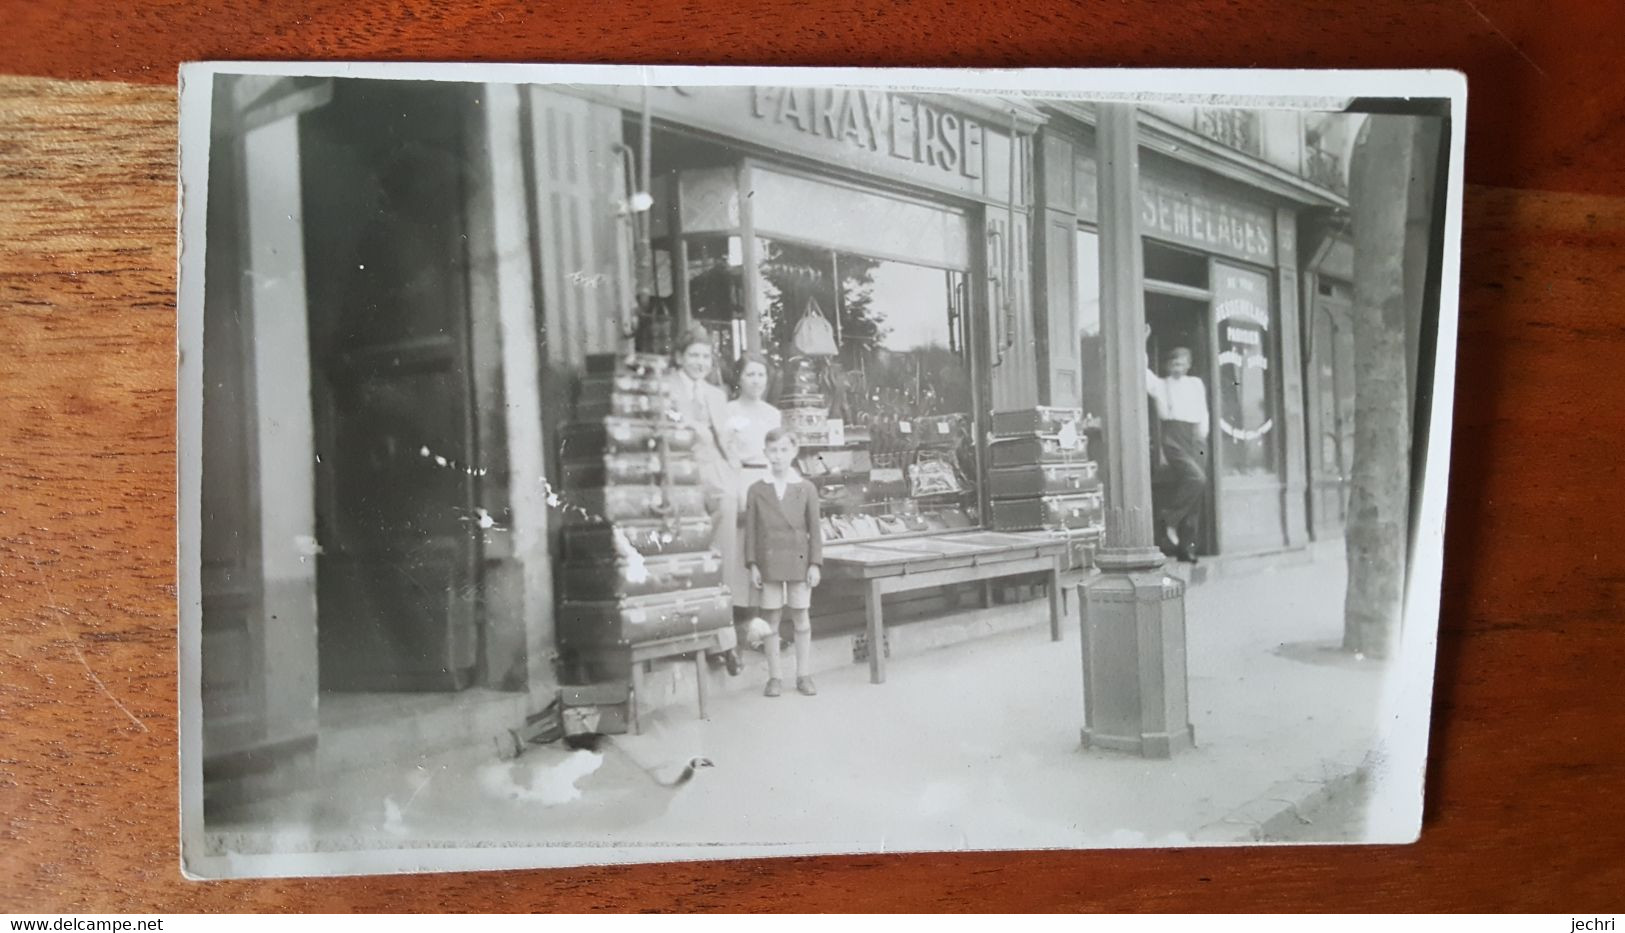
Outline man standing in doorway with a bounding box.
[1146,346,1210,564]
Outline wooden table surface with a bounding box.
[2,0,1623,912]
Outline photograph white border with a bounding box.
[175,62,1465,879]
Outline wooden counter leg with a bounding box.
[1049,557,1064,642]
[866,578,886,685]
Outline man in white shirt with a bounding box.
[1145,346,1210,563]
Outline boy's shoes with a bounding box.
[722,649,741,676]
[796,676,817,697]
[764,678,782,698]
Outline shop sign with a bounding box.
[573,85,1002,201]
[1213,265,1275,443]
[1074,154,1277,265]
[747,87,984,182]
[1139,175,1275,265]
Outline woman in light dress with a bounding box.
[722,354,782,621]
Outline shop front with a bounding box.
[529,84,1095,660]
[1054,131,1323,559]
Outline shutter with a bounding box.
[525,88,633,368]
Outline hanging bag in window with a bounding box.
[791,296,839,357]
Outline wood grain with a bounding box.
[1,26,1624,913]
[4,0,1625,198]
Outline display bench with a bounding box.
[820,530,1070,684]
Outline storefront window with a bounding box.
[667,163,981,542]
[683,235,748,368]
[754,237,979,541]
[1212,263,1278,477]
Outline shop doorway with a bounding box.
[1145,291,1219,556]
[299,81,483,692]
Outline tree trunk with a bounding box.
[1343,116,1415,659]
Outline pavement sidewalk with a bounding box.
[205,545,1392,859]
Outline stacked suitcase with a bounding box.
[988,406,1105,571]
[555,352,732,680]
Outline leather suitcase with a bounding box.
[559,417,698,456]
[574,384,670,422]
[561,516,715,559]
[990,460,1101,499]
[561,550,723,601]
[912,413,971,448]
[584,351,670,377]
[562,485,709,524]
[561,451,701,488]
[579,369,666,397]
[863,467,909,501]
[991,406,1084,437]
[557,586,733,647]
[991,491,1105,531]
[989,432,1090,467]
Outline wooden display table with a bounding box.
[820,530,1069,684]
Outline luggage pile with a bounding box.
[555,352,732,681]
[987,406,1105,571]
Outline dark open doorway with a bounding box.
[1145,290,1220,557]
[300,80,484,692]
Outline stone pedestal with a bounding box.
[1079,548,1196,758]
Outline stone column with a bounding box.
[1079,104,1194,758]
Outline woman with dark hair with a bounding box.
[722,354,783,617]
[664,326,742,566]
[1146,346,1210,564]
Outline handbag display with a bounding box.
[791,296,839,356]
[907,454,965,497]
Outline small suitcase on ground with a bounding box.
[559,417,698,457]
[561,550,724,601]
[559,683,634,738]
[989,460,1101,499]
[561,516,716,559]
[562,485,709,524]
[989,432,1089,467]
[560,451,701,488]
[991,491,1105,531]
[991,406,1084,437]
[557,586,733,647]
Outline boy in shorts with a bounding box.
[742,428,823,697]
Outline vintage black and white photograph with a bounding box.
[176,64,1464,878]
